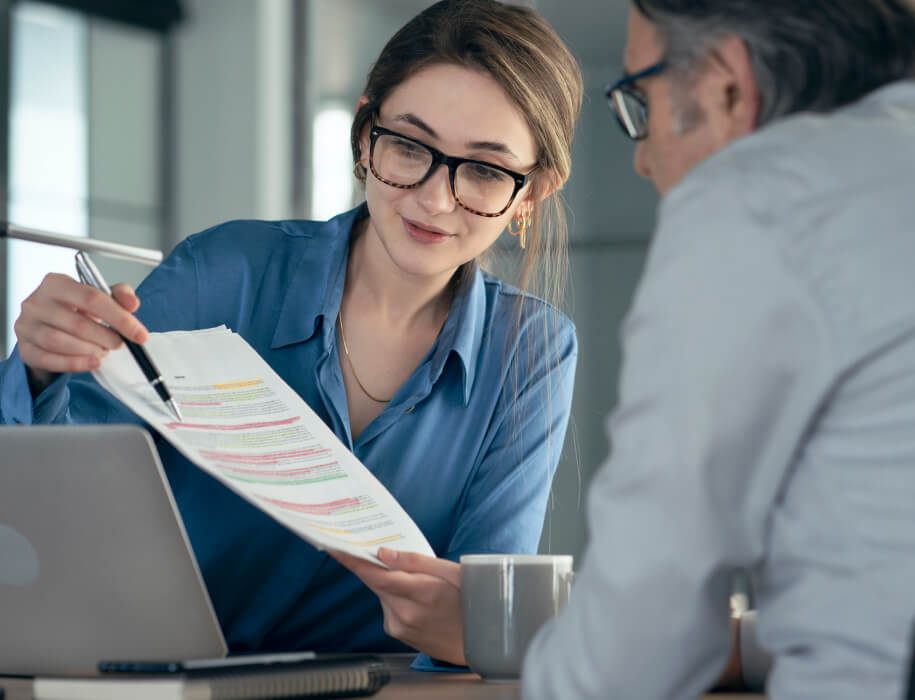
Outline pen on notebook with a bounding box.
[74,251,183,422]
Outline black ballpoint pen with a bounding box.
[74,251,183,422]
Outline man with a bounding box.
[522,1,915,698]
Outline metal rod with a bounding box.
[0,221,162,265]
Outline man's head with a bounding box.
[615,0,915,194]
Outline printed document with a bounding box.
[92,326,434,564]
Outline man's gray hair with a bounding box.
[632,0,915,126]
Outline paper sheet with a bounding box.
[92,326,434,564]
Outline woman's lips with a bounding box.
[403,218,454,244]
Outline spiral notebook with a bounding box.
[25,654,390,699]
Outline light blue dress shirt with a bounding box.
[523,81,915,699]
[0,204,577,654]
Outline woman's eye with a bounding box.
[393,139,426,158]
[466,163,505,183]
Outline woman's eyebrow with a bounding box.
[391,112,521,163]
[391,112,438,138]
[466,139,520,163]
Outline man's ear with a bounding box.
[710,35,760,138]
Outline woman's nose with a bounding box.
[415,164,457,214]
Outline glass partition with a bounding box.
[6,2,88,356]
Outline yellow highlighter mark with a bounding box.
[303,525,402,546]
[212,379,263,390]
[308,524,352,535]
[353,535,402,546]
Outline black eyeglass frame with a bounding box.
[605,61,668,141]
[368,122,535,218]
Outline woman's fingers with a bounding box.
[329,551,411,594]
[327,550,382,576]
[111,282,141,315]
[329,549,466,664]
[18,339,106,374]
[331,549,459,604]
[38,274,145,340]
[22,299,120,351]
[378,576,465,664]
[17,316,113,361]
[14,273,150,398]
[377,548,461,587]
[61,278,147,342]
[14,274,149,376]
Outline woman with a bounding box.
[0,0,583,665]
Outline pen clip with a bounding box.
[75,251,112,295]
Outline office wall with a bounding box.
[169,0,293,247]
[87,18,165,288]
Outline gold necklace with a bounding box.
[337,312,393,403]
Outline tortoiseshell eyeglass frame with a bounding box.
[368,122,535,218]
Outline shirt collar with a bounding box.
[270,203,487,405]
[270,204,366,350]
[427,261,486,405]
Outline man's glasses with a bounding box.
[368,123,535,217]
[605,61,667,140]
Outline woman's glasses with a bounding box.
[368,123,535,217]
[605,61,667,140]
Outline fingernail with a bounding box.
[380,548,397,562]
[89,356,101,369]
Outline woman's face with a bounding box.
[359,63,539,283]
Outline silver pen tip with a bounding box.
[167,399,183,422]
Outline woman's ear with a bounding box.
[531,168,562,204]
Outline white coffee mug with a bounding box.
[460,553,574,681]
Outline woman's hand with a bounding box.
[14,272,148,396]
[329,548,465,665]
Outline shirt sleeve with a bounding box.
[445,312,578,557]
[521,176,830,699]
[0,344,72,424]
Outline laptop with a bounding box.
[0,424,227,676]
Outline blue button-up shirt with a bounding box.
[1,204,577,653]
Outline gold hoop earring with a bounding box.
[509,210,531,249]
[508,215,526,249]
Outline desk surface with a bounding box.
[377,654,765,699]
[0,654,765,699]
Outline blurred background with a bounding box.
[0,0,660,562]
